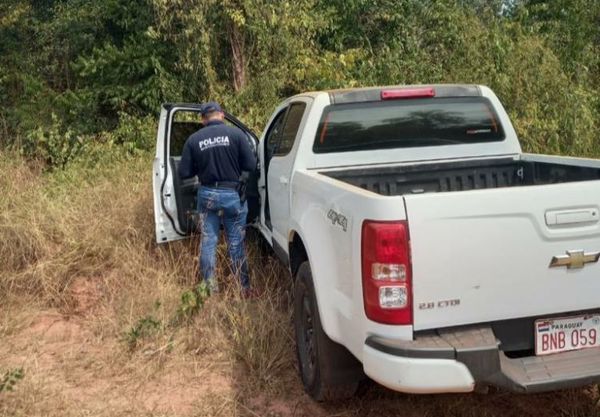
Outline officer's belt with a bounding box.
[202,181,239,190]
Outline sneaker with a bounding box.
[196,279,219,296]
[206,278,219,295]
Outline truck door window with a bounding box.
[275,102,307,156]
[265,108,287,159]
[169,111,203,156]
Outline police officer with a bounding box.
[179,102,257,293]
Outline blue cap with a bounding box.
[200,101,222,116]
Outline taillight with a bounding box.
[381,87,435,100]
[361,221,412,324]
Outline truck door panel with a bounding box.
[266,99,311,249]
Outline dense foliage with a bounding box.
[1,0,598,166]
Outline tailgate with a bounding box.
[405,181,600,331]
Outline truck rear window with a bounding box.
[313,97,505,153]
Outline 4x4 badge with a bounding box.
[549,250,600,269]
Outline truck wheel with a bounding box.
[294,261,363,401]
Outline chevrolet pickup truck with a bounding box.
[153,85,600,400]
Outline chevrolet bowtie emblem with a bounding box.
[549,250,600,269]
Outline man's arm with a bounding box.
[238,132,257,172]
[179,140,196,179]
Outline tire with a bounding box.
[294,261,363,401]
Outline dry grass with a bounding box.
[1,146,600,416]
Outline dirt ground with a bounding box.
[2,282,600,417]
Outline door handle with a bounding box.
[279,176,289,185]
[545,208,599,226]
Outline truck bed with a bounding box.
[322,157,600,196]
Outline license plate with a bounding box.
[535,314,600,356]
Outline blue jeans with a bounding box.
[197,187,249,289]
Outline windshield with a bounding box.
[313,97,505,153]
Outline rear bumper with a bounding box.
[363,344,475,393]
[363,325,600,394]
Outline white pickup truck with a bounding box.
[153,85,600,400]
